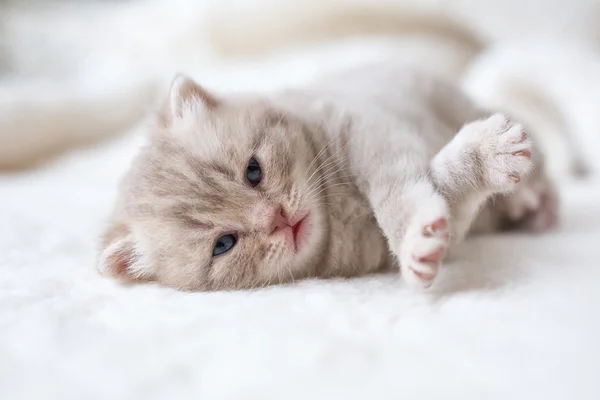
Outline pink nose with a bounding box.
[267,206,289,234]
[252,203,290,234]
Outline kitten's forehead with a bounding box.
[164,101,285,162]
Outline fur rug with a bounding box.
[2,40,600,399]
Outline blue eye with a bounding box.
[213,234,237,256]
[246,157,262,187]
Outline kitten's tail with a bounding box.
[461,40,600,177]
[0,80,158,169]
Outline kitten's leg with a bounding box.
[430,113,534,242]
[366,154,453,289]
[354,114,530,289]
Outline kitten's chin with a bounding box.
[255,205,326,287]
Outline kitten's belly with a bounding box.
[319,187,391,278]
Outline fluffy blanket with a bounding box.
[2,37,600,399]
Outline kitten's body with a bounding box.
[100,63,555,290]
[271,67,484,278]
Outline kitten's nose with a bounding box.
[252,203,289,234]
[267,206,289,234]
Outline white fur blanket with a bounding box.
[2,1,600,398]
[2,40,600,399]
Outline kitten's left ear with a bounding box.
[98,221,153,284]
[167,74,219,118]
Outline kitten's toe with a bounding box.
[401,212,450,289]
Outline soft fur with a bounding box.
[99,63,556,291]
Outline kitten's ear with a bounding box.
[167,74,219,118]
[98,223,152,283]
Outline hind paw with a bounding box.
[401,211,450,289]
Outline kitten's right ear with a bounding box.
[98,223,152,283]
[166,74,219,119]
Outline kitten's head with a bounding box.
[99,76,329,290]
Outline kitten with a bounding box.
[98,63,557,291]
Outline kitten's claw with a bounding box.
[513,150,531,159]
[509,173,521,183]
[401,207,450,289]
[514,130,528,144]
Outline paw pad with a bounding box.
[422,217,447,237]
[401,214,450,289]
[472,113,535,192]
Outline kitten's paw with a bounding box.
[400,206,450,289]
[499,178,559,232]
[471,114,534,193]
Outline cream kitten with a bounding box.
[99,63,557,291]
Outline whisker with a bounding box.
[317,191,353,200]
[277,265,283,286]
[305,141,350,187]
[265,272,277,288]
[309,154,350,183]
[307,141,350,182]
[303,135,337,176]
[251,277,262,290]
[305,155,351,195]
[312,167,353,191]
[309,182,354,200]
[285,264,295,284]
[313,146,350,175]
[305,171,355,199]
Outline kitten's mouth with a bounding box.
[290,213,310,252]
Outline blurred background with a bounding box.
[2,0,600,174]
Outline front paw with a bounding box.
[400,206,450,289]
[468,113,534,193]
